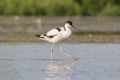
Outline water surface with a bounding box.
[0,43,120,80]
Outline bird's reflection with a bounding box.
[44,62,72,80]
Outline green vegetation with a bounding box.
[0,0,120,16]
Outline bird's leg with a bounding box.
[59,45,78,61]
[50,43,54,61]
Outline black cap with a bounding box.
[65,20,73,26]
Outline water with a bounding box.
[0,43,120,80]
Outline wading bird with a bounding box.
[36,20,79,61]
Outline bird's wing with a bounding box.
[46,28,61,36]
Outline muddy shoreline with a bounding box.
[0,34,120,43]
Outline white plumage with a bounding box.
[36,20,79,61]
[36,21,72,43]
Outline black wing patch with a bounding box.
[56,28,61,32]
[47,35,57,38]
[43,33,57,38]
[48,36,54,38]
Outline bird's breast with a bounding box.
[63,28,72,39]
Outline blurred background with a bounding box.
[1,1,120,80]
[0,0,120,43]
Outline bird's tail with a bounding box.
[36,35,43,38]
[36,35,41,38]
[36,35,45,40]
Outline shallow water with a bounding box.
[0,43,120,80]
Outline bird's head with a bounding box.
[64,20,73,28]
[64,20,80,31]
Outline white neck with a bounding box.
[63,23,72,38]
[64,23,71,27]
[63,25,71,35]
[64,23,71,30]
